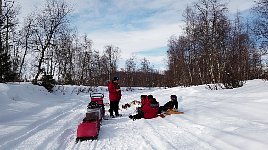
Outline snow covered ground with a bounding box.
[0,80,268,150]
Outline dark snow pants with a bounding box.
[109,100,119,116]
[132,107,144,119]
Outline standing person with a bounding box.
[108,76,122,118]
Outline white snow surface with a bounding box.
[0,80,268,150]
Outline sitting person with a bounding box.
[158,95,178,114]
[142,96,159,119]
[129,95,159,120]
[129,95,147,120]
[140,95,147,107]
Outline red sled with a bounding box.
[76,121,100,142]
[76,109,101,142]
[76,92,105,143]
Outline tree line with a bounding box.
[0,0,267,90]
[166,0,268,88]
[0,0,162,88]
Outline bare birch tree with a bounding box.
[32,0,71,84]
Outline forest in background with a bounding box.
[0,0,268,90]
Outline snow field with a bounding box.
[0,80,268,149]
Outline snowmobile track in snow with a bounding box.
[160,116,216,150]
[165,116,240,150]
[144,120,178,149]
[0,102,84,149]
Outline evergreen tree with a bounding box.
[0,47,15,82]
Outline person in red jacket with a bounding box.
[140,95,147,107]
[108,76,122,118]
[134,95,147,119]
[129,95,159,120]
[142,95,159,119]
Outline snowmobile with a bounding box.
[90,92,105,118]
[76,93,105,142]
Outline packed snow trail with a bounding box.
[0,100,85,149]
[0,80,268,150]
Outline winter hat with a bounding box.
[112,76,119,81]
[148,95,153,100]
[140,95,147,99]
[171,95,177,101]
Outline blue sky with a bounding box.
[18,0,255,70]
